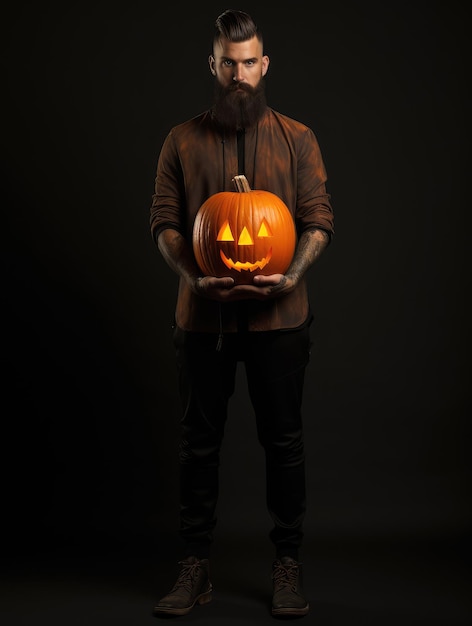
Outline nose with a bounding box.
[233,64,245,82]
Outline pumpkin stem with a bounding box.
[232,175,251,193]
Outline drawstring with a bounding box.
[221,133,226,189]
[216,304,223,351]
[252,122,259,188]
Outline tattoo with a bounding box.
[287,229,329,282]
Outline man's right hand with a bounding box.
[194,275,235,298]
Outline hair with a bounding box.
[213,9,263,47]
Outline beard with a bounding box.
[212,78,267,132]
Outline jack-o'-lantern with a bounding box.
[193,175,296,285]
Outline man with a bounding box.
[150,9,334,618]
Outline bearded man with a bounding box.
[150,8,334,619]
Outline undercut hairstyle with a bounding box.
[213,9,263,47]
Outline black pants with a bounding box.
[173,320,312,559]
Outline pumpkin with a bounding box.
[192,175,296,285]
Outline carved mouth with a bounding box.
[220,248,272,272]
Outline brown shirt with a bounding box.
[150,107,334,332]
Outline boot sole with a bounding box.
[153,588,212,616]
[271,603,309,617]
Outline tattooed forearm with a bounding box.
[286,228,329,282]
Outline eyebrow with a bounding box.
[221,56,258,64]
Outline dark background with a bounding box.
[2,1,470,624]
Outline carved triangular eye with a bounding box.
[257,219,273,238]
[238,226,253,246]
[217,220,234,241]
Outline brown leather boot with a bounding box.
[153,556,212,616]
[271,556,309,617]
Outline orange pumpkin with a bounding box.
[193,175,296,285]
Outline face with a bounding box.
[209,35,269,88]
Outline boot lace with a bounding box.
[170,559,202,594]
[272,560,300,592]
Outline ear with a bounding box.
[208,55,216,75]
[262,55,270,77]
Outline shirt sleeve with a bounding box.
[295,126,335,241]
[150,129,186,243]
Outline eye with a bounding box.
[238,226,253,246]
[223,59,234,67]
[217,220,234,241]
[257,219,273,238]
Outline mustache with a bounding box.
[226,82,255,94]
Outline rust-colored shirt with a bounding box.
[150,107,334,332]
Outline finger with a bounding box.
[253,274,283,286]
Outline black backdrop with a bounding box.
[2,0,470,621]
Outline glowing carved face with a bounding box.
[217,218,274,272]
